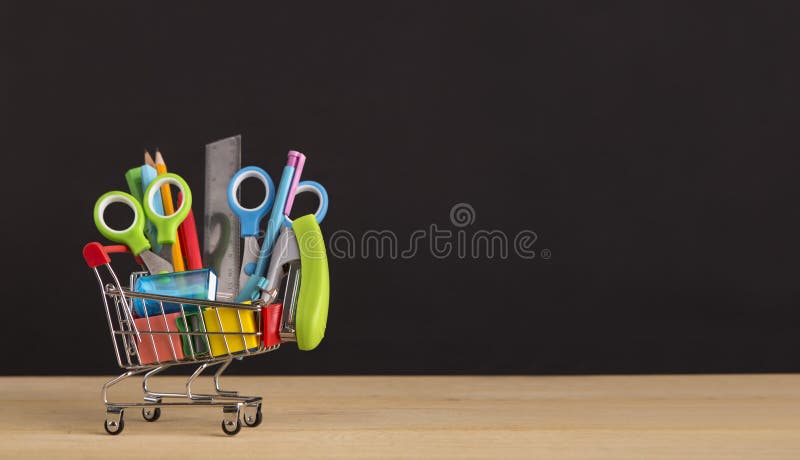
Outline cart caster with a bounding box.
[142,407,161,422]
[104,410,125,435]
[243,404,262,427]
[222,406,242,435]
[221,418,242,435]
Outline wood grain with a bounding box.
[1,375,799,459]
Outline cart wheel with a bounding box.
[142,407,161,422]
[243,404,262,427]
[221,418,242,436]
[104,416,125,435]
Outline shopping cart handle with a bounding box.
[83,242,142,268]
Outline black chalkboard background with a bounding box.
[4,1,800,374]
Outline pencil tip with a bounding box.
[155,150,165,164]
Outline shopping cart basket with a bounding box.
[83,243,282,436]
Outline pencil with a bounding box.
[155,149,186,272]
[144,150,156,168]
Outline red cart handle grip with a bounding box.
[83,242,141,268]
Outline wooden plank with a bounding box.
[1,375,800,459]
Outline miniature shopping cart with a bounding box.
[83,243,286,436]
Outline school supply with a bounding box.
[233,153,329,302]
[93,173,192,274]
[175,311,210,359]
[155,150,186,272]
[264,226,300,292]
[177,192,203,270]
[284,150,306,212]
[227,166,275,293]
[133,312,185,364]
[284,180,329,227]
[232,157,294,301]
[138,163,165,254]
[132,268,217,317]
[204,136,242,301]
[262,303,283,348]
[144,151,156,168]
[124,166,144,201]
[203,306,259,356]
[289,214,330,351]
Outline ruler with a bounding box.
[204,135,241,301]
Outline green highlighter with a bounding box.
[125,166,162,254]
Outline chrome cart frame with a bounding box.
[86,246,279,436]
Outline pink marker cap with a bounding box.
[284,150,306,214]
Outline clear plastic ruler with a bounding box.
[204,135,241,301]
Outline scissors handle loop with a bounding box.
[143,173,192,245]
[93,191,150,256]
[228,166,275,237]
[284,181,328,227]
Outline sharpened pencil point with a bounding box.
[144,150,155,167]
[155,150,165,165]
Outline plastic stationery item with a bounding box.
[292,214,330,351]
[140,164,164,254]
[284,150,306,212]
[132,269,217,317]
[203,306,259,356]
[232,162,291,302]
[177,192,203,270]
[124,167,145,201]
[204,135,242,302]
[175,311,210,359]
[134,312,185,364]
[144,171,192,245]
[93,172,192,274]
[262,303,283,347]
[284,180,329,228]
[233,152,329,302]
[227,165,276,294]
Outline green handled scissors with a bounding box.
[93,173,192,274]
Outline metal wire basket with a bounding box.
[84,242,282,435]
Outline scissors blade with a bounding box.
[238,236,261,291]
[140,249,174,274]
[265,226,300,292]
[279,261,301,335]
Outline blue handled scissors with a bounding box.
[228,163,328,301]
[227,166,276,293]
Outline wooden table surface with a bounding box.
[1,375,799,459]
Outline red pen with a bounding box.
[177,192,203,270]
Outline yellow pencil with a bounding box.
[155,149,186,272]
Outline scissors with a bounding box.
[94,173,192,274]
[227,166,276,293]
[228,152,328,301]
